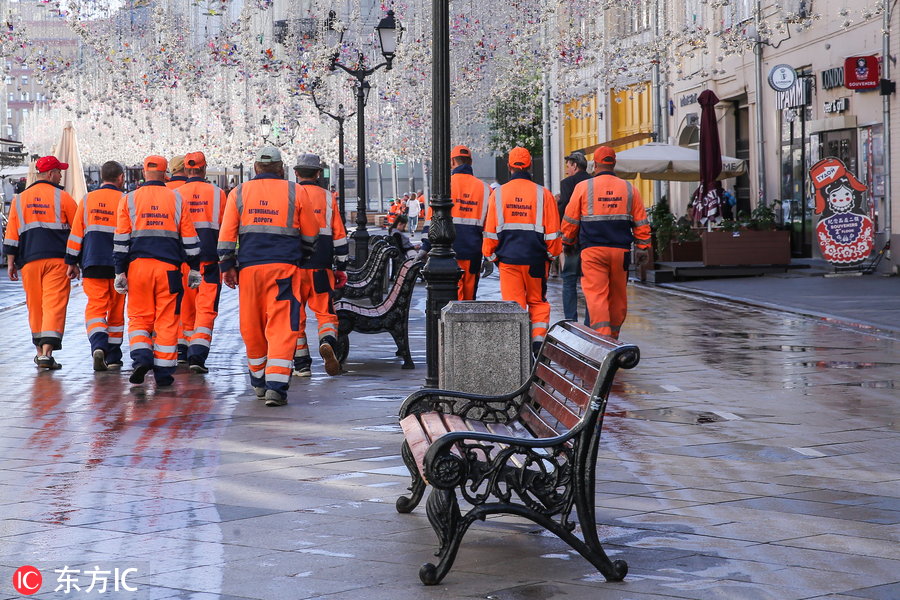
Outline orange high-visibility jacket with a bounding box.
[561,171,652,251]
[451,169,491,261]
[66,184,122,270]
[298,182,348,269]
[165,176,188,190]
[482,176,562,265]
[113,181,200,274]
[217,174,318,272]
[179,178,227,262]
[3,181,77,267]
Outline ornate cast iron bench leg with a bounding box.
[391,320,414,369]
[420,488,474,586]
[396,440,426,514]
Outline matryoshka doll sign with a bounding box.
[809,157,874,266]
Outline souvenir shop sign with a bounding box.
[845,56,879,90]
[809,157,874,266]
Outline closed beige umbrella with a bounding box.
[55,121,88,201]
[613,142,746,182]
[25,156,38,187]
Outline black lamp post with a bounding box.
[310,85,356,225]
[422,0,458,387]
[327,9,400,267]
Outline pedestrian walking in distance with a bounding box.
[483,147,562,356]
[558,151,591,322]
[114,155,202,387]
[3,155,77,369]
[561,146,651,339]
[65,160,127,371]
[217,146,319,407]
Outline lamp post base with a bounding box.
[352,227,370,268]
[423,253,460,388]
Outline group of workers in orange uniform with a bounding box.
[3,146,347,407]
[3,141,649,400]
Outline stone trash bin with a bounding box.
[438,301,531,396]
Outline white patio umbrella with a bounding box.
[55,121,88,201]
[613,143,746,182]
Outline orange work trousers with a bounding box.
[457,259,481,301]
[180,261,221,362]
[239,263,302,395]
[580,246,629,339]
[294,268,338,365]
[82,276,126,364]
[126,258,184,380]
[498,262,550,343]
[21,258,71,350]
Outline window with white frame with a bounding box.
[685,0,701,25]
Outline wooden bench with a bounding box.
[334,257,424,369]
[338,239,398,304]
[395,321,639,585]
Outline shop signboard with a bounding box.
[844,56,879,90]
[809,157,874,266]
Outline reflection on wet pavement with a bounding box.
[0,275,898,599]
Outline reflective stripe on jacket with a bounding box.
[217,175,318,271]
[179,179,227,262]
[561,172,652,251]
[482,176,562,265]
[113,181,200,274]
[451,170,490,261]
[299,183,348,269]
[66,184,122,269]
[2,181,77,267]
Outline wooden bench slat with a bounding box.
[399,414,432,480]
[549,327,615,364]
[529,381,580,431]
[535,362,592,410]
[541,342,600,388]
[420,412,452,442]
[519,404,563,439]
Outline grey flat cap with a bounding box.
[295,153,324,170]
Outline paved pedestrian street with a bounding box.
[0,273,898,600]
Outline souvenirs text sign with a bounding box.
[809,157,874,266]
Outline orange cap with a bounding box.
[451,145,471,159]
[508,147,532,169]
[593,146,616,165]
[185,151,207,169]
[143,155,168,172]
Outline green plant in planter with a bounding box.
[674,216,700,242]
[649,197,676,259]
[748,204,777,230]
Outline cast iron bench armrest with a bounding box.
[399,382,530,419]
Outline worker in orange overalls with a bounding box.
[561,146,651,339]
[65,160,126,371]
[291,153,347,377]
[449,145,492,300]
[114,155,202,387]
[483,147,562,355]
[3,155,77,369]
[165,155,187,190]
[218,146,319,407]
[176,151,227,374]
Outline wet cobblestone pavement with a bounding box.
[0,270,898,600]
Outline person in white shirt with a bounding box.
[406,193,421,233]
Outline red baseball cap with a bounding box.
[35,156,69,173]
[143,155,168,173]
[594,146,616,165]
[508,147,532,169]
[451,145,471,159]
[185,151,207,169]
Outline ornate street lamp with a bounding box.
[423,0,458,386]
[257,115,272,144]
[328,9,401,267]
[309,80,356,224]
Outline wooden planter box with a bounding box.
[701,230,790,266]
[659,240,703,262]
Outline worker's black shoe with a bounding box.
[129,364,151,384]
[264,389,287,407]
[188,357,209,374]
[92,349,108,372]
